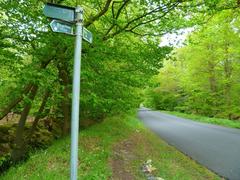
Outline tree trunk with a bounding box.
[0,84,32,120]
[62,84,71,136]
[223,44,233,119]
[207,61,217,93]
[58,66,71,136]
[9,57,53,161]
[11,85,38,162]
[28,90,51,138]
[0,57,52,121]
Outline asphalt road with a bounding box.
[138,108,240,180]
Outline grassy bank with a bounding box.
[1,113,220,180]
[163,111,240,129]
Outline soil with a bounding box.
[110,132,141,180]
[0,113,34,125]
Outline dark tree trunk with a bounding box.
[62,84,71,136]
[223,44,233,119]
[11,85,38,162]
[8,57,53,161]
[58,66,71,136]
[0,57,52,121]
[0,84,32,120]
[28,90,51,138]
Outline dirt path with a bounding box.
[110,131,153,180]
[110,135,137,180]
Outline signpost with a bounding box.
[83,27,93,43]
[43,3,75,22]
[43,3,93,180]
[50,20,73,35]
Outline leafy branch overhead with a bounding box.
[83,0,240,40]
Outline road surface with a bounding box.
[138,108,240,180]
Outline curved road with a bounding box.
[138,108,240,180]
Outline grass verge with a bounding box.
[162,111,240,129]
[1,113,220,180]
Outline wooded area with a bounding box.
[0,0,239,172]
[146,9,240,120]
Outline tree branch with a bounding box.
[85,0,112,27]
[104,0,130,37]
[103,2,180,40]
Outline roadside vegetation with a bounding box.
[163,111,240,129]
[145,9,240,124]
[1,114,220,180]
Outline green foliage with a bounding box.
[145,89,179,111]
[0,0,174,124]
[1,0,236,122]
[80,34,170,120]
[0,153,11,172]
[146,9,240,120]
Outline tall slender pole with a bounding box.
[70,6,83,180]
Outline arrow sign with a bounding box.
[43,3,75,23]
[50,20,73,35]
[83,27,93,43]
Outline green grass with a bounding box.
[1,113,220,180]
[128,130,220,180]
[0,114,141,180]
[162,111,240,129]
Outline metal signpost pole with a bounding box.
[70,6,83,180]
[43,3,92,179]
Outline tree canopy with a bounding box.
[145,8,240,119]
